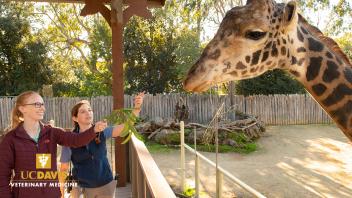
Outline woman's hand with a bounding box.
[133,92,145,115]
[94,120,108,133]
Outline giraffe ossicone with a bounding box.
[183,0,352,141]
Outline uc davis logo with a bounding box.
[36,154,51,169]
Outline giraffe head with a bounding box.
[183,0,298,92]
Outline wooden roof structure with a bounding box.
[23,0,165,6]
[15,0,166,187]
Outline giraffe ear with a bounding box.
[284,1,297,25]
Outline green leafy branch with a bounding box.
[105,108,142,144]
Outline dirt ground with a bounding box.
[151,125,352,198]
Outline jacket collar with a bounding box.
[15,122,48,140]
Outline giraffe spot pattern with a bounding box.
[200,65,206,73]
[297,47,306,53]
[297,28,304,42]
[224,61,232,69]
[271,43,278,57]
[265,41,272,49]
[259,66,264,72]
[326,51,333,59]
[209,49,221,60]
[330,100,352,129]
[277,39,281,45]
[223,40,230,48]
[306,57,323,81]
[308,38,324,52]
[251,50,262,65]
[230,71,238,76]
[336,57,343,65]
[323,61,340,83]
[236,62,247,70]
[250,67,258,73]
[291,56,297,65]
[281,47,286,56]
[241,70,247,75]
[312,83,327,96]
[261,51,269,62]
[289,70,300,77]
[282,38,287,44]
[322,84,352,107]
[245,56,251,63]
[344,68,352,83]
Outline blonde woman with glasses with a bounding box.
[0,91,107,198]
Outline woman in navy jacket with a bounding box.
[59,92,144,198]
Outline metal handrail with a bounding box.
[180,121,266,198]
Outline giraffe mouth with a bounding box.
[183,79,211,92]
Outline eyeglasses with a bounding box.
[23,102,45,108]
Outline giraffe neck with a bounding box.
[287,20,352,141]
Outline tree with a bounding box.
[123,2,203,94]
[336,33,352,61]
[235,70,305,96]
[0,2,52,96]
[123,17,181,94]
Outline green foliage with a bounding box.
[296,0,351,36]
[183,185,195,197]
[0,2,52,96]
[145,142,176,153]
[105,108,142,144]
[123,17,180,94]
[189,143,257,153]
[336,33,352,61]
[235,70,306,96]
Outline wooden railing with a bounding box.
[130,134,176,198]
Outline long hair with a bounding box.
[6,91,39,132]
[71,100,91,131]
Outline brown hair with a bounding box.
[6,91,39,132]
[71,100,91,129]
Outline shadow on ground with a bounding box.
[151,125,352,198]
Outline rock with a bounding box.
[223,139,237,147]
[151,117,164,127]
[163,118,175,128]
[187,129,205,144]
[154,129,180,145]
[135,122,152,133]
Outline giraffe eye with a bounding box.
[245,31,267,40]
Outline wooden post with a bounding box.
[180,121,185,193]
[111,0,126,187]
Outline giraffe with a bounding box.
[183,0,352,141]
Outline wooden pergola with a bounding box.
[18,0,165,187]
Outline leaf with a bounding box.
[121,132,132,144]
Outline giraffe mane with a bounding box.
[298,14,351,66]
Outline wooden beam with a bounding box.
[80,0,112,26]
[123,0,152,26]
[17,0,165,7]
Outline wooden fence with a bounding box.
[0,94,332,131]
